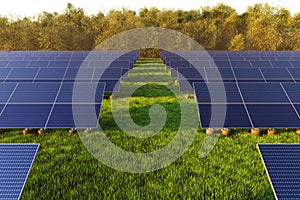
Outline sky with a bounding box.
[0,0,299,18]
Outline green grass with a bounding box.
[0,58,299,199]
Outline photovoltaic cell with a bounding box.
[258,144,300,200]
[0,144,39,200]
[250,61,272,68]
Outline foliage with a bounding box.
[0,3,300,52]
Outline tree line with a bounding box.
[0,3,300,51]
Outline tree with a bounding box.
[229,34,246,50]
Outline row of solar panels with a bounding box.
[172,67,300,92]
[0,50,140,56]
[162,50,300,57]
[195,82,300,128]
[0,82,105,128]
[161,50,300,129]
[0,60,136,68]
[0,67,124,92]
[0,50,140,129]
[167,60,300,68]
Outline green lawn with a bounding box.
[0,58,299,199]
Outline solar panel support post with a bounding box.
[84,128,92,134]
[38,128,44,135]
[221,128,231,136]
[267,128,276,136]
[68,128,76,134]
[251,128,260,135]
[22,128,29,135]
[206,128,215,135]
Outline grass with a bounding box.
[0,58,299,199]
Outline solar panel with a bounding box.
[233,68,265,82]
[193,81,300,128]
[260,68,293,82]
[198,104,252,128]
[238,83,290,103]
[194,83,242,103]
[47,104,101,128]
[0,144,39,200]
[230,61,251,68]
[250,60,272,68]
[282,83,300,103]
[9,83,60,103]
[258,144,300,200]
[247,104,300,128]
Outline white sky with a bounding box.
[0,0,299,18]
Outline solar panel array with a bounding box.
[0,51,140,129]
[160,50,300,128]
[258,144,300,200]
[0,144,39,200]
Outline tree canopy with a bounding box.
[0,3,299,51]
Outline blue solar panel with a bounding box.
[271,61,292,68]
[251,61,272,68]
[282,83,300,103]
[287,68,300,80]
[258,144,300,200]
[170,60,190,68]
[260,68,293,81]
[233,68,264,81]
[0,61,8,67]
[0,83,16,103]
[190,60,211,68]
[93,68,122,79]
[27,61,49,68]
[230,61,251,68]
[64,68,93,80]
[47,104,101,128]
[0,104,52,128]
[239,83,290,103]
[56,83,104,103]
[9,83,60,103]
[194,83,242,103]
[198,104,252,128]
[205,68,235,81]
[178,68,205,79]
[246,104,300,128]
[7,68,39,80]
[213,61,231,68]
[35,68,67,80]
[48,61,69,68]
[0,144,39,200]
[291,61,300,67]
[7,61,29,68]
